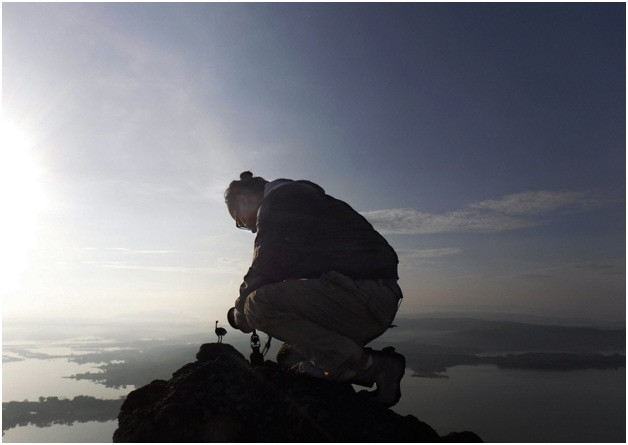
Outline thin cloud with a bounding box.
[363,190,619,235]
[362,207,532,234]
[469,190,612,215]
[80,247,178,255]
[102,247,176,254]
[81,247,216,255]
[519,271,554,280]
[80,248,247,274]
[82,261,231,274]
[397,248,462,259]
[574,263,615,270]
[573,263,623,275]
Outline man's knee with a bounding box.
[243,286,275,330]
[276,343,305,369]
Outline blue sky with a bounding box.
[2,3,625,327]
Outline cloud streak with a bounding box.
[362,190,618,235]
[82,261,234,274]
[82,247,177,254]
[469,190,613,215]
[397,248,462,260]
[79,248,249,275]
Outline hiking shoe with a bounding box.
[288,360,327,379]
[369,347,406,407]
[276,343,306,370]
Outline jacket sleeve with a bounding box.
[233,187,316,313]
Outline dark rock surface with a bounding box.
[113,343,482,442]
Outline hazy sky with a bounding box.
[2,3,625,327]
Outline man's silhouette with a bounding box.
[225,171,405,406]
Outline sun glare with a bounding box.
[1,121,47,295]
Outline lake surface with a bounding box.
[3,421,119,443]
[2,336,625,442]
[394,365,625,443]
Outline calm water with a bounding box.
[2,342,626,442]
[3,341,131,443]
[3,421,119,443]
[393,365,626,443]
[3,357,131,402]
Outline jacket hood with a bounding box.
[264,179,325,198]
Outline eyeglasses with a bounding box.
[234,204,247,230]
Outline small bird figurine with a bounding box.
[215,320,227,343]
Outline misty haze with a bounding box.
[3,313,625,442]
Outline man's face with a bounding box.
[230,194,260,233]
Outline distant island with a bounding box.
[408,351,625,378]
[372,316,625,378]
[2,396,123,434]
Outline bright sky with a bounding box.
[2,3,625,328]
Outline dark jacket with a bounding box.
[235,179,399,314]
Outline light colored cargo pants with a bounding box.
[243,271,401,372]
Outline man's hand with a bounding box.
[227,307,253,333]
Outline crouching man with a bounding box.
[225,171,405,407]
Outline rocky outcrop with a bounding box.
[113,343,481,442]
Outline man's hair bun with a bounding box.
[240,171,254,181]
[224,171,268,211]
